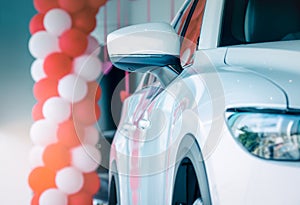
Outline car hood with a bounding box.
[225,40,300,109]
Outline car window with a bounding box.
[173,0,193,34]
[173,0,207,67]
[181,0,206,66]
[220,0,300,46]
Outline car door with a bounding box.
[125,0,207,141]
[111,1,209,203]
[117,0,206,135]
[128,0,207,168]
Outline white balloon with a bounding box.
[83,126,99,145]
[44,9,72,36]
[39,189,67,205]
[58,74,88,103]
[30,59,46,82]
[29,31,60,59]
[43,97,71,123]
[85,36,101,56]
[73,55,102,82]
[29,146,45,168]
[30,119,58,146]
[71,144,101,173]
[55,167,84,194]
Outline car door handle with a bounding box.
[120,123,136,136]
[122,123,136,131]
[138,119,151,130]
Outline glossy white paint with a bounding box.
[108,0,300,204]
[107,22,180,56]
[225,40,300,108]
[109,46,296,204]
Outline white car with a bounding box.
[106,0,300,204]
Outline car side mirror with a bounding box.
[107,22,182,86]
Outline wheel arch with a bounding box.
[109,160,121,205]
[172,134,212,205]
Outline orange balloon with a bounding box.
[73,98,100,125]
[31,193,40,205]
[33,0,59,13]
[44,52,72,80]
[33,78,59,101]
[57,120,83,148]
[72,8,97,34]
[82,172,100,195]
[58,0,86,13]
[59,28,88,57]
[43,143,71,171]
[32,101,45,121]
[87,81,101,101]
[29,13,45,34]
[68,191,93,205]
[28,167,56,193]
[87,0,107,9]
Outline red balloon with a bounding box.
[31,193,40,205]
[43,143,71,171]
[88,7,100,16]
[59,29,88,57]
[28,167,56,193]
[87,81,101,101]
[44,52,72,80]
[33,78,59,101]
[73,98,100,125]
[87,0,107,9]
[72,8,97,34]
[29,13,45,34]
[58,0,86,13]
[68,191,93,205]
[32,101,45,121]
[33,0,59,13]
[82,172,100,195]
[57,120,84,148]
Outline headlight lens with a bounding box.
[227,108,300,161]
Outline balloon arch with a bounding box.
[27,0,177,204]
[28,0,107,204]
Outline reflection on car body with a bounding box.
[107,0,300,204]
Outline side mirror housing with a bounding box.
[107,22,182,86]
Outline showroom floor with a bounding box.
[0,120,32,204]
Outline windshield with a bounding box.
[220,0,300,46]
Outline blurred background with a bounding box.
[0,0,182,204]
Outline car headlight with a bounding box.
[226,108,300,161]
